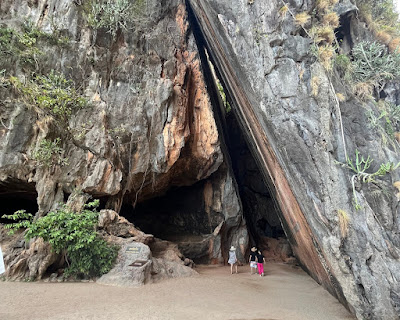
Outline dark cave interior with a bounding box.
[224,113,286,245]
[0,179,38,223]
[119,110,287,257]
[120,179,219,242]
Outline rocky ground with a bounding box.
[0,263,355,320]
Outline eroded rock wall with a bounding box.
[189,0,400,319]
[0,0,222,210]
[0,0,247,277]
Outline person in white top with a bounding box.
[228,246,238,274]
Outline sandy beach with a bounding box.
[0,263,355,320]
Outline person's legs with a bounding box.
[230,263,233,274]
[259,263,264,276]
[257,263,262,275]
[250,261,256,274]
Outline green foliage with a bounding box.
[2,201,118,278]
[10,70,87,124]
[386,102,400,131]
[32,138,68,167]
[84,0,146,37]
[216,81,231,113]
[351,41,400,88]
[341,150,400,209]
[2,210,33,235]
[0,27,15,55]
[0,25,42,67]
[334,54,351,77]
[346,150,373,176]
[0,23,69,69]
[356,0,400,35]
[366,101,400,146]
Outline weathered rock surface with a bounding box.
[98,212,197,286]
[132,162,248,264]
[2,0,399,319]
[98,209,154,244]
[0,0,223,211]
[0,0,247,279]
[97,242,152,287]
[1,226,61,280]
[188,0,400,319]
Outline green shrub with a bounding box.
[356,0,400,35]
[10,70,87,124]
[366,100,400,147]
[84,0,146,37]
[334,54,351,73]
[32,138,68,167]
[350,41,400,92]
[2,200,118,278]
[0,23,69,69]
[0,26,42,67]
[338,150,400,209]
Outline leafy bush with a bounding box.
[334,54,351,73]
[10,70,87,124]
[338,150,400,209]
[351,41,400,87]
[356,0,400,35]
[0,23,69,69]
[32,138,68,168]
[84,0,146,37]
[0,26,42,67]
[2,200,118,278]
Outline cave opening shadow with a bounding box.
[0,180,38,224]
[120,180,221,264]
[184,2,294,263]
[225,113,293,262]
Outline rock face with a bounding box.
[1,0,400,319]
[0,227,60,280]
[189,0,400,319]
[97,239,197,287]
[97,209,197,286]
[0,0,223,211]
[0,0,247,277]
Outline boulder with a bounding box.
[97,242,152,287]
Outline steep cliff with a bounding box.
[189,0,400,319]
[0,0,247,278]
[1,0,400,319]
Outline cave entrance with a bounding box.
[223,112,292,261]
[0,179,38,223]
[120,179,222,264]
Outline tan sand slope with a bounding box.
[0,263,355,320]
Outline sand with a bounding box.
[0,263,355,320]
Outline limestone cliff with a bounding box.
[0,0,400,319]
[0,0,247,278]
[189,0,400,319]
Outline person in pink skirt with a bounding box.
[256,250,266,276]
